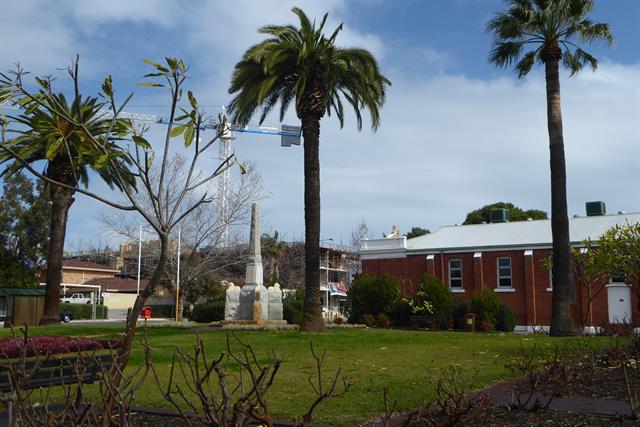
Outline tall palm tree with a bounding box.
[228,7,390,332]
[1,94,133,324]
[487,0,612,336]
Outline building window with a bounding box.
[448,259,463,288]
[497,257,512,288]
[0,296,6,317]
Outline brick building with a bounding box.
[360,210,640,331]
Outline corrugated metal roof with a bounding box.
[406,213,640,252]
[0,288,46,296]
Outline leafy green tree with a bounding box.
[0,248,38,288]
[487,0,612,336]
[261,230,286,284]
[0,172,50,269]
[406,227,430,239]
[596,224,640,314]
[1,91,134,324]
[463,202,547,225]
[348,274,400,324]
[228,7,390,332]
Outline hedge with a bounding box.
[191,301,225,323]
[59,303,108,320]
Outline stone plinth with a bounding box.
[224,283,240,321]
[267,283,283,321]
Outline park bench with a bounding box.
[0,353,113,424]
[409,315,447,329]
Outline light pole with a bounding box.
[175,227,181,322]
[137,224,142,296]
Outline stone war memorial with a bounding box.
[224,202,284,323]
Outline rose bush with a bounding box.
[0,335,121,358]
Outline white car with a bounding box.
[60,293,91,304]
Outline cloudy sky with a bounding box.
[1,0,638,249]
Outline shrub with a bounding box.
[391,298,412,327]
[59,303,108,320]
[446,317,454,330]
[283,290,304,325]
[361,313,376,327]
[333,316,344,325]
[376,313,390,329]
[147,304,175,318]
[470,288,502,329]
[479,320,490,332]
[452,300,471,329]
[348,274,401,323]
[191,301,225,323]
[418,274,454,316]
[0,336,120,358]
[495,303,516,332]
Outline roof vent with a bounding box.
[586,201,606,217]
[490,208,510,223]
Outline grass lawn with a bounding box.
[0,326,611,424]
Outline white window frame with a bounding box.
[448,259,463,290]
[496,257,512,289]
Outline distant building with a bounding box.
[320,244,352,318]
[360,208,640,331]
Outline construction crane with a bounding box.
[1,101,302,247]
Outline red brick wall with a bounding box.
[362,248,637,328]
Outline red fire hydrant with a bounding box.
[141,306,152,320]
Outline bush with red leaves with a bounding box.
[0,336,121,359]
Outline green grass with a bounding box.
[0,326,611,424]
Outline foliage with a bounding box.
[495,303,516,332]
[452,300,471,330]
[390,298,412,327]
[470,288,502,329]
[463,202,547,225]
[0,172,50,269]
[376,313,391,329]
[487,0,613,79]
[348,274,400,323]
[361,314,376,327]
[596,223,640,313]
[405,227,430,239]
[0,248,38,287]
[59,302,108,320]
[0,335,119,358]
[418,274,454,316]
[190,300,225,323]
[283,290,304,325]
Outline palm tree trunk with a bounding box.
[39,181,75,325]
[300,116,326,332]
[545,57,576,336]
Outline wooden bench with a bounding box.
[409,315,447,329]
[0,353,113,424]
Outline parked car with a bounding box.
[59,311,75,323]
[60,293,91,304]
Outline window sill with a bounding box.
[450,288,465,293]
[546,288,553,292]
[494,288,515,293]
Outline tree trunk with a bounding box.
[300,116,326,332]
[107,233,168,406]
[39,178,75,325]
[545,57,576,336]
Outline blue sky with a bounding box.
[1,0,639,249]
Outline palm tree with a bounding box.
[487,0,612,336]
[228,7,390,332]
[1,94,133,324]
